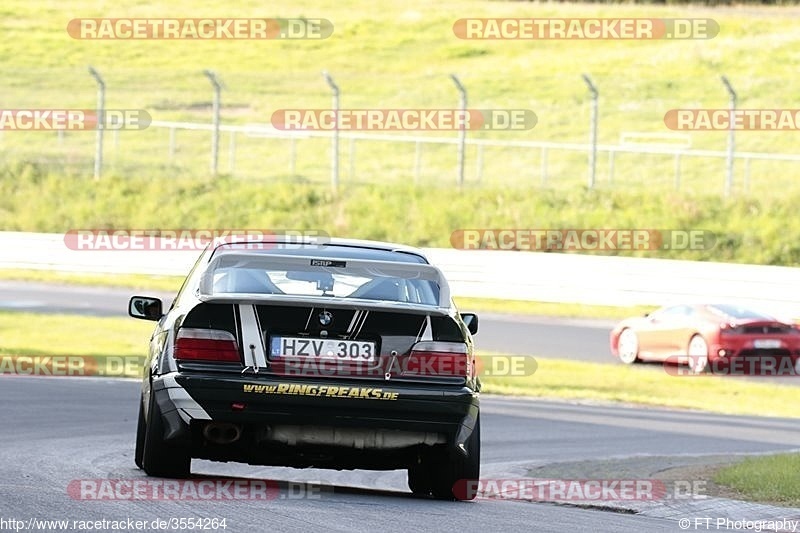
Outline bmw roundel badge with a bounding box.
[319,311,333,326]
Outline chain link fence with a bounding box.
[1,66,799,195]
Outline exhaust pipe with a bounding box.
[203,422,242,445]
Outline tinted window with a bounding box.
[708,304,773,320]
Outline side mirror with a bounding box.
[461,313,479,335]
[129,296,163,321]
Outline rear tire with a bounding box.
[431,415,481,501]
[142,392,191,478]
[134,397,146,469]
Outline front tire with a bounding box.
[617,328,640,365]
[431,415,481,501]
[142,392,191,478]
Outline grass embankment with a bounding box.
[4,177,800,265]
[0,1,798,192]
[714,454,800,507]
[0,311,151,378]
[481,356,800,419]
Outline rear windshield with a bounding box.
[708,304,774,320]
[200,252,445,306]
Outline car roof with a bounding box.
[210,237,430,264]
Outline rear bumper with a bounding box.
[708,339,800,361]
[151,372,479,468]
[707,347,800,373]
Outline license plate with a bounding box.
[269,336,376,361]
[754,339,782,349]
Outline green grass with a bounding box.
[0,310,152,378]
[6,179,800,265]
[0,311,151,357]
[0,1,799,193]
[714,453,800,507]
[4,1,800,264]
[480,356,800,418]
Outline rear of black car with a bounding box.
[133,240,480,500]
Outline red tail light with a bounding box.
[405,341,472,378]
[719,323,742,336]
[175,328,240,362]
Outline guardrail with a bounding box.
[2,231,800,318]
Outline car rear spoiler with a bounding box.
[196,252,454,315]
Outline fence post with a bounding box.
[582,74,598,189]
[721,75,737,196]
[450,74,467,188]
[203,70,222,176]
[323,71,340,193]
[88,66,105,180]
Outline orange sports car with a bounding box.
[609,303,800,373]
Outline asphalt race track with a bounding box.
[2,281,799,531]
[5,377,799,532]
